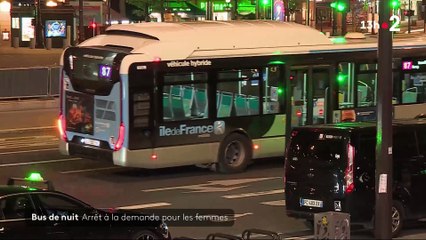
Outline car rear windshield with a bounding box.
[287,130,348,167]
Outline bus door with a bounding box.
[290,65,333,127]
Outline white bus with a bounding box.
[58,21,426,173]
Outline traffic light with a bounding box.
[331,1,347,12]
[390,0,401,9]
[89,21,97,29]
[404,9,414,16]
[261,0,270,6]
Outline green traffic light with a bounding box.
[391,0,400,8]
[262,0,269,5]
[331,1,346,12]
[277,87,284,95]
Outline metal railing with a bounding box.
[0,66,61,100]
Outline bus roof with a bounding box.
[80,21,333,60]
[78,21,426,62]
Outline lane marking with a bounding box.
[203,177,281,186]
[183,186,248,193]
[60,166,121,174]
[261,200,286,206]
[223,189,285,199]
[285,237,310,240]
[142,177,281,192]
[116,202,171,210]
[0,148,57,155]
[0,158,82,167]
[233,213,253,218]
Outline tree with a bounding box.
[350,0,367,32]
[125,0,163,21]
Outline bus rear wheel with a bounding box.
[216,133,252,173]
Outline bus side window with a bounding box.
[263,66,281,114]
[170,94,186,120]
[234,94,249,116]
[182,86,194,117]
[401,73,426,104]
[356,64,377,107]
[194,88,208,118]
[337,62,355,109]
[247,96,259,115]
[217,68,261,117]
[217,92,234,118]
[163,93,173,120]
[162,71,208,121]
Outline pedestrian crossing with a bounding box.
[261,200,286,206]
[131,189,285,209]
[222,189,284,199]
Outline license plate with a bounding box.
[300,198,323,208]
[82,138,100,147]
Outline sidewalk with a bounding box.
[0,40,64,54]
[0,41,63,116]
[279,221,426,239]
[0,40,63,69]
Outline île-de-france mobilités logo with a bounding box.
[214,121,225,135]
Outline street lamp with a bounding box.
[78,0,84,43]
[261,0,270,19]
[103,0,111,25]
[226,0,231,20]
[0,0,11,12]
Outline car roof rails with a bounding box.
[7,172,54,191]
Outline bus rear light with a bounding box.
[114,123,125,151]
[58,114,67,141]
[344,144,355,194]
[253,144,260,150]
[153,57,161,62]
[151,153,158,160]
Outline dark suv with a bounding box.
[284,119,426,237]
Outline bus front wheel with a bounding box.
[216,133,252,173]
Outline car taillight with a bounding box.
[58,114,67,141]
[114,123,125,151]
[344,144,355,194]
